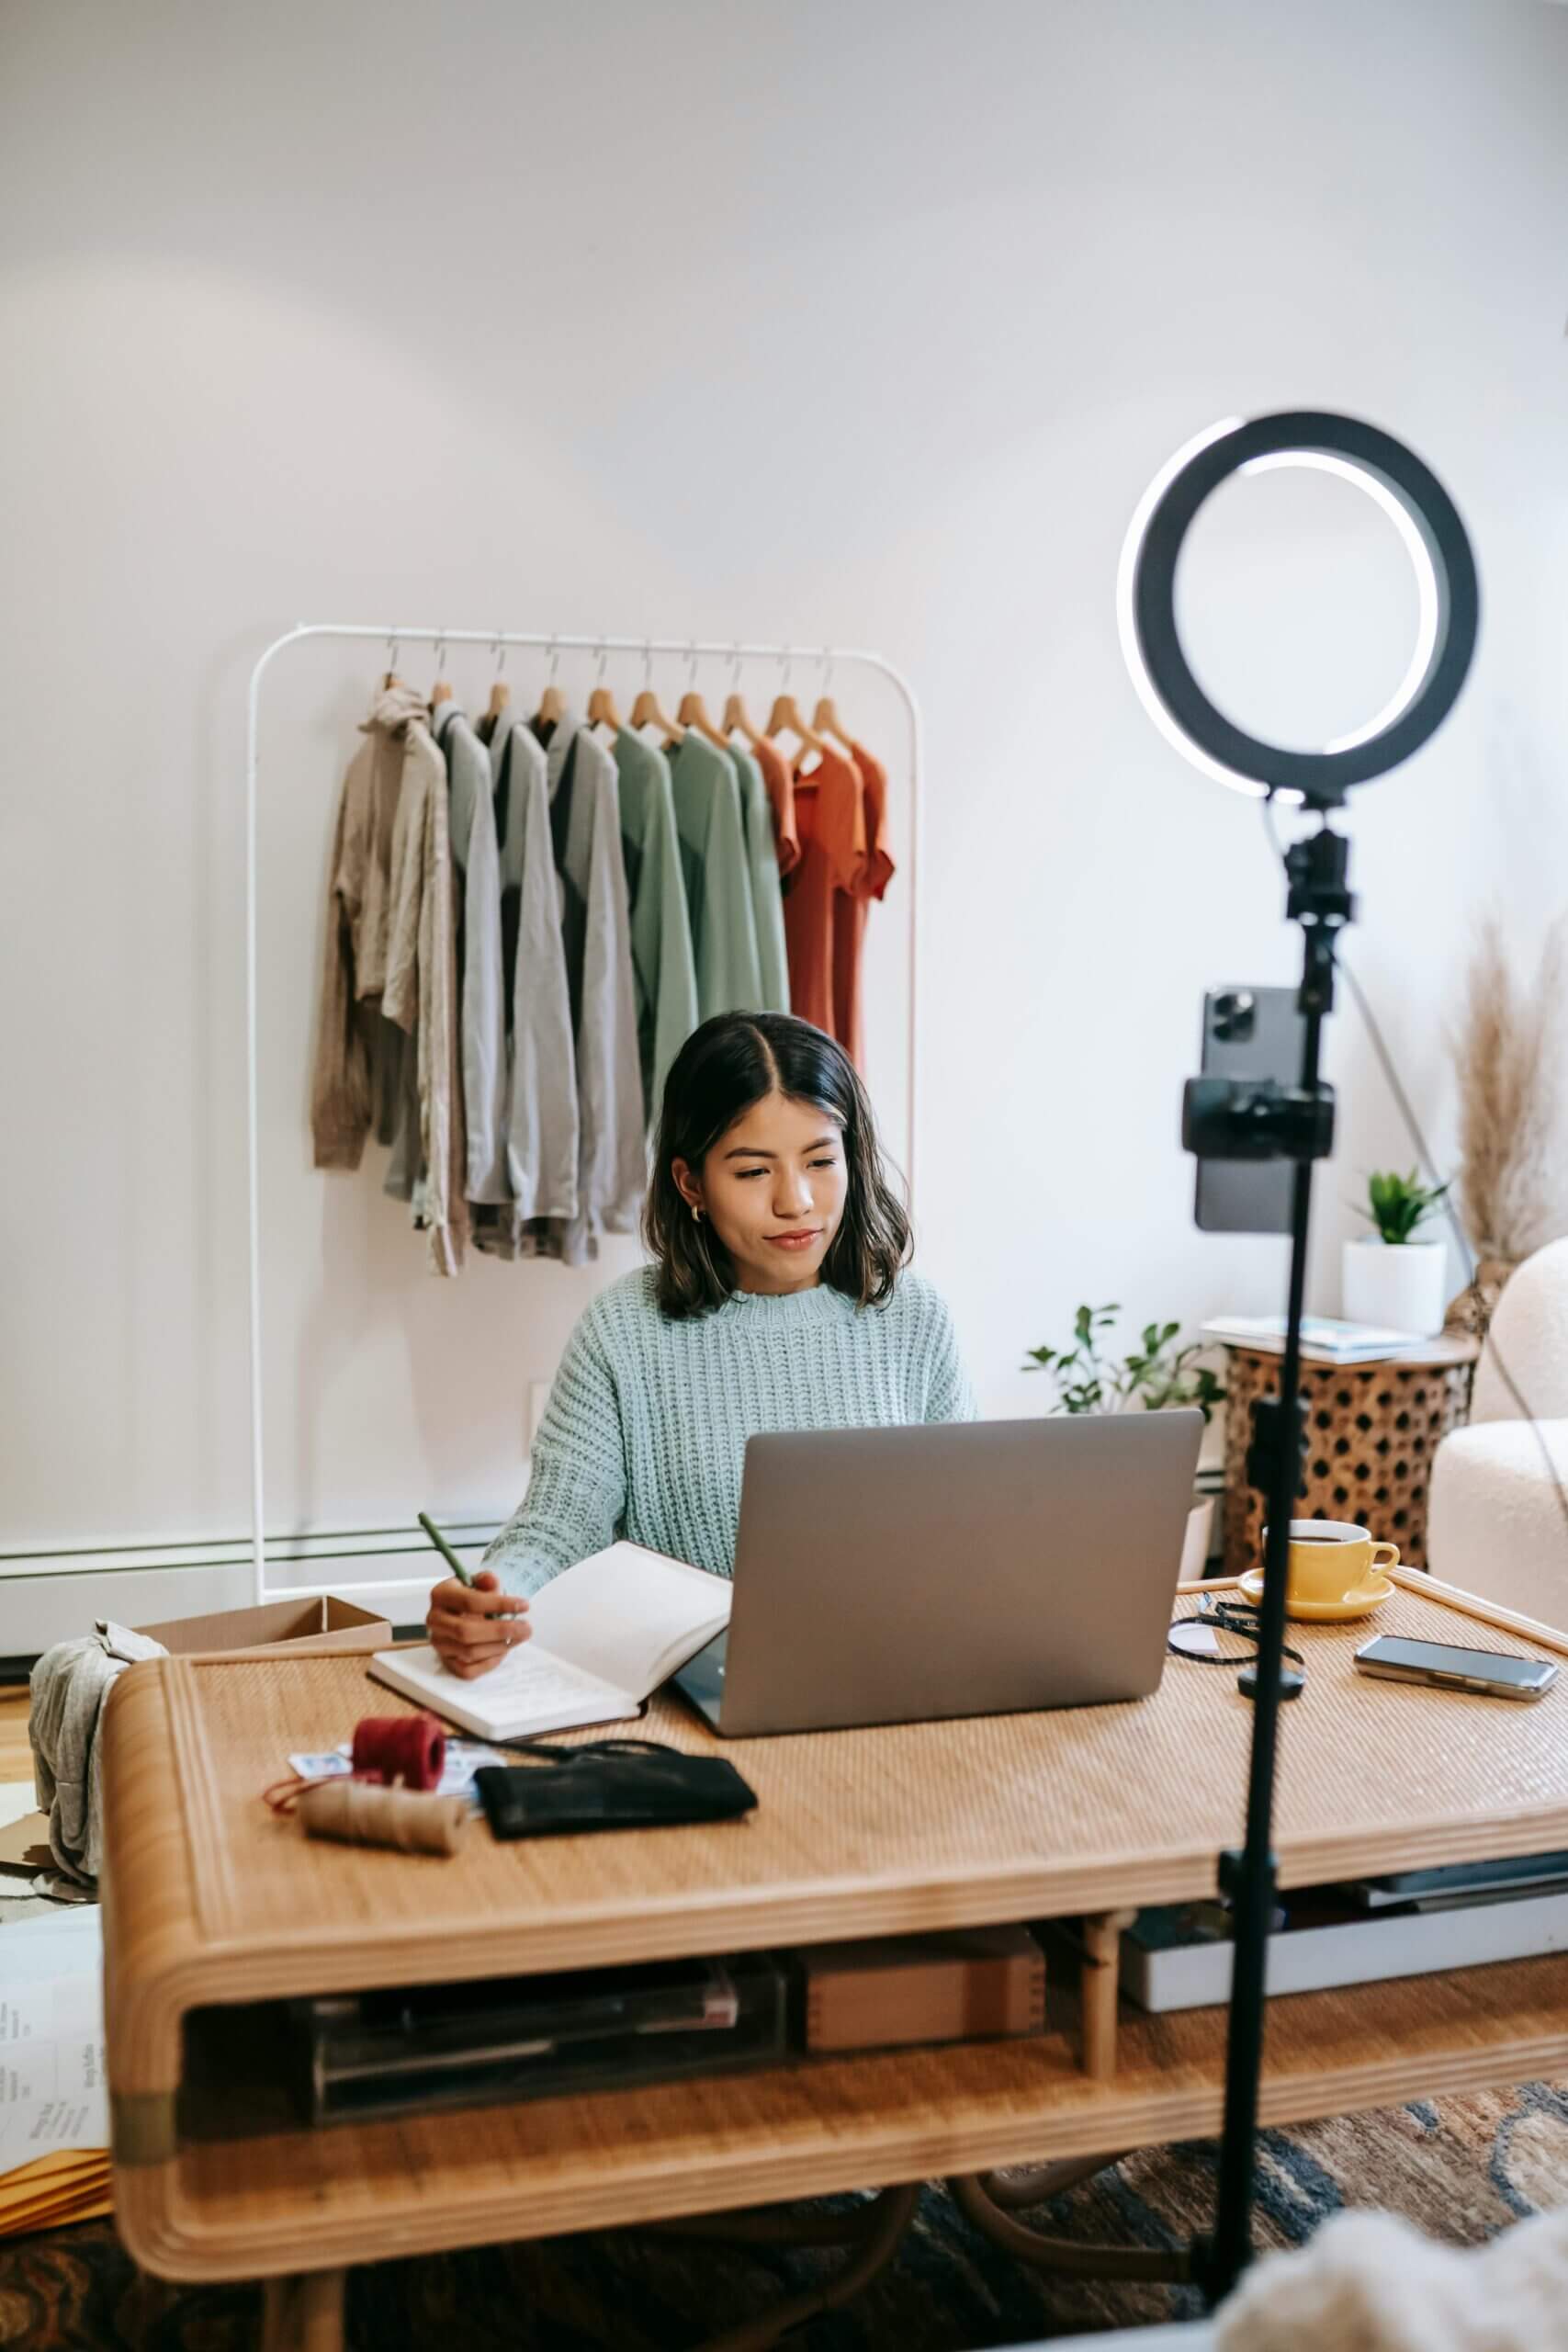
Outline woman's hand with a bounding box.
[425,1570,530,1679]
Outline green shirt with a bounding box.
[666,732,763,1019]
[484,1266,977,1595]
[728,740,790,1012]
[612,729,699,1123]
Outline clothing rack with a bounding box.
[245,624,923,1600]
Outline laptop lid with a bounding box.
[705,1411,1203,1736]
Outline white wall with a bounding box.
[3,0,1566,1573]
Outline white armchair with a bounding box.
[1427,1238,1568,1624]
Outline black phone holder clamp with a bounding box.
[1182,1074,1336,1165]
[1181,825,1350,1173]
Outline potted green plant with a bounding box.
[1022,1306,1224,1576]
[1341,1169,1450,1338]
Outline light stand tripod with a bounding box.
[1187,819,1351,2301]
[1116,410,1479,2304]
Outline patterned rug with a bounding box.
[4,2080,1567,2348]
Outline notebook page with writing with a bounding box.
[367,1543,731,1740]
[367,1642,635,1741]
[526,1543,731,1698]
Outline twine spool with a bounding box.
[351,1713,446,1790]
[297,1780,468,1856]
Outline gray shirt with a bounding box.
[434,701,509,1205]
[537,718,646,1262]
[479,712,579,1229]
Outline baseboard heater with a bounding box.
[0,1519,507,1676]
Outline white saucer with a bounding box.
[1237,1566,1395,1623]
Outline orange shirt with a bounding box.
[778,742,864,1046]
[831,740,896,1069]
[749,735,801,877]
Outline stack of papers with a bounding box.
[0,1907,110,2234]
[1201,1315,1432,1363]
[0,2148,111,2236]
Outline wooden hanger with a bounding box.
[720,646,765,750]
[586,646,622,735]
[677,649,728,748]
[813,692,855,754]
[487,638,511,720]
[766,686,828,759]
[629,646,684,745]
[430,639,453,708]
[383,636,403,690]
[530,638,567,731]
[724,688,764,749]
[679,691,729,747]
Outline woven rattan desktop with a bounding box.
[103,1570,1568,2347]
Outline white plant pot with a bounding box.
[1341,1236,1448,1339]
[1179,1497,1215,1581]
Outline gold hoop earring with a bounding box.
[691,1204,703,1224]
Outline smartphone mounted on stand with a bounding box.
[1193,987,1308,1235]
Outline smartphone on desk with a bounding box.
[1354,1634,1558,1702]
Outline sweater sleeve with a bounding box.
[481,1308,628,1597]
[921,1286,978,1424]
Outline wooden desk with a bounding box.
[102,1570,1568,2346]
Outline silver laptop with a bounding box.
[673,1411,1204,1736]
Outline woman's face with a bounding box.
[673,1089,848,1295]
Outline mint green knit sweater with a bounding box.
[483,1265,976,1597]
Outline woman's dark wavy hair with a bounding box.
[643,1012,912,1319]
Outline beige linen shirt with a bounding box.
[382,705,468,1276]
[309,682,426,1170]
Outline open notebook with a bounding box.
[369,1543,732,1742]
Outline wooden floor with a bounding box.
[0,1689,32,1784]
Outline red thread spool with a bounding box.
[352,1714,446,1791]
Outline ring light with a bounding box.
[1114,407,1480,2301]
[1116,410,1479,807]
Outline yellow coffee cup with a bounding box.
[1262,1519,1400,1608]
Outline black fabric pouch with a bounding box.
[475,1739,759,1840]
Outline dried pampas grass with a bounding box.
[1450,911,1568,1264]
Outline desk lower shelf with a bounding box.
[116,1951,1568,2283]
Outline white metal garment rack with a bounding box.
[245,625,923,1601]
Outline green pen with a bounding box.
[418,1510,477,1587]
[418,1512,521,1630]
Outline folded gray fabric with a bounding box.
[28,1620,166,1885]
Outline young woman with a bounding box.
[425,1011,976,1677]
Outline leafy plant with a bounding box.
[1355,1168,1450,1246]
[1023,1304,1224,1421]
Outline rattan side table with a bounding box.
[1220,1337,1478,1577]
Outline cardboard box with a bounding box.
[792,1924,1045,2052]
[134,1594,393,1664]
[0,1809,51,1876]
